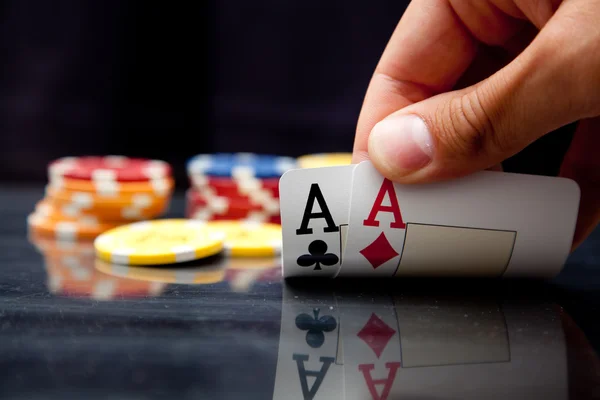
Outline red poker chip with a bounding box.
[49,156,172,182]
[189,175,280,198]
[186,188,280,214]
[186,203,281,224]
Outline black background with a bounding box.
[0,0,575,186]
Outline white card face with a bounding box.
[273,285,344,400]
[338,295,401,400]
[338,161,580,278]
[279,165,357,278]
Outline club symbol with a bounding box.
[296,240,339,271]
[295,308,337,348]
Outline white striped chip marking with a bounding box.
[55,222,77,240]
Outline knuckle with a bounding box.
[434,89,507,160]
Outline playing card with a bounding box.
[388,294,567,399]
[279,165,357,278]
[338,294,401,400]
[338,161,579,278]
[273,284,344,400]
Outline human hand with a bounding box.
[353,0,600,248]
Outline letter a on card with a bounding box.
[363,178,405,229]
[337,162,407,277]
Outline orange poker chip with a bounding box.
[46,185,171,209]
[27,211,122,240]
[35,200,119,224]
[44,198,169,221]
[45,192,170,220]
[48,176,174,196]
[35,199,167,223]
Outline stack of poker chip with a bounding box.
[27,156,174,241]
[185,153,297,224]
[92,219,282,291]
[93,219,283,265]
[29,233,165,300]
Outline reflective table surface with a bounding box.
[1,187,600,399]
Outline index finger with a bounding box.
[352,0,516,162]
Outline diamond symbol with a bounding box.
[357,313,396,358]
[359,232,399,269]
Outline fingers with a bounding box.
[353,0,528,164]
[367,0,600,183]
[559,118,600,250]
[353,0,480,163]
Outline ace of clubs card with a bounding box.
[279,165,357,278]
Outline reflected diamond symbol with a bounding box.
[357,313,396,358]
[359,232,399,269]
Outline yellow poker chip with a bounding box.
[205,220,282,257]
[94,219,226,265]
[297,153,353,169]
[94,258,226,285]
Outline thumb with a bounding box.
[368,12,600,183]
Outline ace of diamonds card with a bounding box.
[338,161,579,278]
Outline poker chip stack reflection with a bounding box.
[29,233,166,300]
[185,153,297,224]
[27,156,174,240]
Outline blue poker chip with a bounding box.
[187,153,297,178]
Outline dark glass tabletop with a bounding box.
[1,186,599,400]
